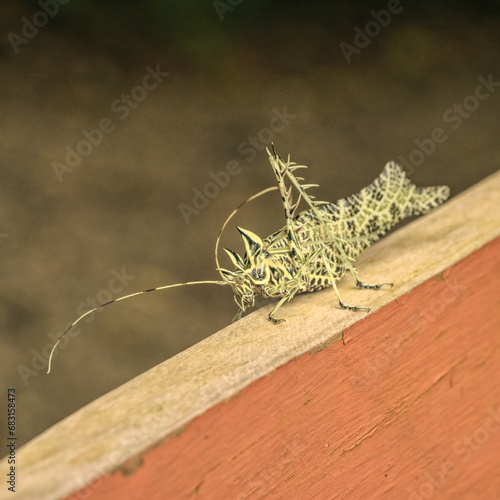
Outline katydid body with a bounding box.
[47,146,450,372]
[220,150,450,322]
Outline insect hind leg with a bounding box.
[346,264,393,290]
[321,253,370,313]
[334,281,370,312]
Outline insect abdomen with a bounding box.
[304,162,450,257]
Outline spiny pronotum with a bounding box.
[47,146,450,372]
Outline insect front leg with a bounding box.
[231,308,244,323]
[268,295,290,324]
[266,280,303,324]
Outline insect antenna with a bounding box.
[47,280,228,374]
[48,186,278,375]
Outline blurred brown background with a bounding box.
[0,0,499,448]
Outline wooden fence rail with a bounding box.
[2,170,500,500]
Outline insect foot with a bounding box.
[339,301,371,313]
[356,281,394,290]
[269,316,286,324]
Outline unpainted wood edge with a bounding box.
[2,170,500,500]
